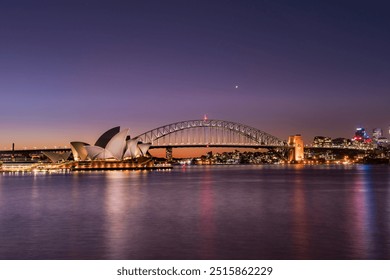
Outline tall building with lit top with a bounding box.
[353,128,371,143]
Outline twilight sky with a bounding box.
[0,0,389,149]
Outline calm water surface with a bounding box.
[1,165,390,260]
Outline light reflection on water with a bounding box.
[355,166,374,259]
[291,167,309,259]
[0,165,390,259]
[199,168,216,259]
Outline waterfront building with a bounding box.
[70,127,151,162]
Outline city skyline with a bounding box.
[1,0,389,149]
[1,118,388,149]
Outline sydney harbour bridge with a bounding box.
[133,119,288,160]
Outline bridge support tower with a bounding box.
[288,134,304,163]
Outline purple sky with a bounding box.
[1,0,389,149]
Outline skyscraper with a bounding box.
[373,128,383,141]
[353,128,371,143]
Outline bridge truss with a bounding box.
[135,119,286,148]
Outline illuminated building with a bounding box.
[353,128,371,143]
[70,127,151,161]
[332,138,352,147]
[377,137,390,147]
[288,134,304,163]
[372,128,383,141]
[313,136,332,147]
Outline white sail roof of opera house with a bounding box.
[70,141,90,161]
[94,126,120,148]
[84,146,115,160]
[70,127,151,161]
[105,129,129,160]
[124,139,141,159]
[138,143,151,156]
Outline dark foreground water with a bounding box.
[1,165,390,260]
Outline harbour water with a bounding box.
[0,165,390,260]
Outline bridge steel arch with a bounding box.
[135,119,286,148]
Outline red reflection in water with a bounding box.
[350,170,371,259]
[199,170,216,259]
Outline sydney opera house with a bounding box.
[42,127,161,171]
[70,126,151,161]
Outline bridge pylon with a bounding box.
[288,134,304,163]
